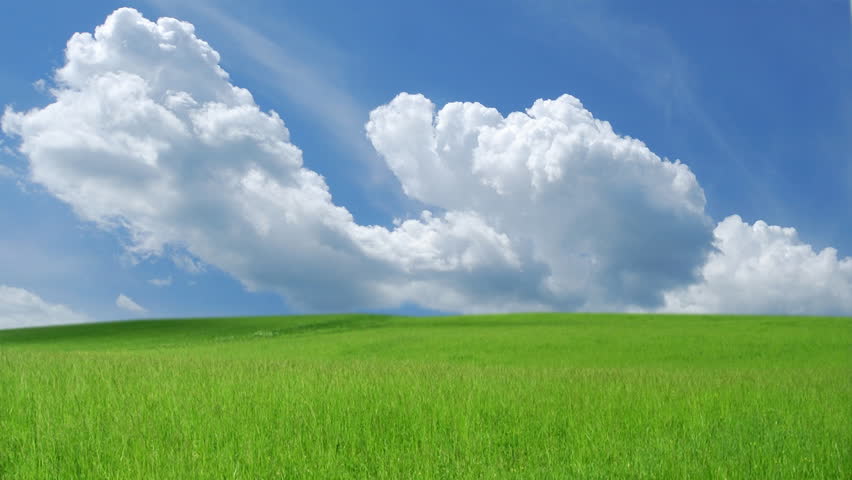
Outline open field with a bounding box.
[0,313,849,479]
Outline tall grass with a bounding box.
[1,314,849,478]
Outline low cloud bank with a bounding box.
[2,8,850,318]
[0,285,89,329]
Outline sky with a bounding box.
[0,0,850,328]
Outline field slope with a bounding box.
[1,313,850,479]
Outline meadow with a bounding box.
[0,313,849,479]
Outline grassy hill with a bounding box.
[1,313,849,478]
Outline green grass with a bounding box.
[0,313,849,479]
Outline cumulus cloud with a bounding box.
[1,8,848,316]
[662,215,852,315]
[148,276,172,287]
[116,293,146,313]
[0,285,89,329]
[366,93,715,310]
[0,8,552,313]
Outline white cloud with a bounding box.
[116,293,146,313]
[662,215,852,315]
[148,276,172,287]
[366,93,715,310]
[0,8,541,313]
[169,2,388,184]
[0,285,89,329]
[1,8,848,316]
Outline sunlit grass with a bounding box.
[1,313,849,478]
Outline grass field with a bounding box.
[0,313,849,479]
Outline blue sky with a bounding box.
[1,0,850,326]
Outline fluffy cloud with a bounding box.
[0,285,89,329]
[662,215,852,315]
[2,8,849,316]
[366,93,715,310]
[116,294,146,313]
[0,8,525,313]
